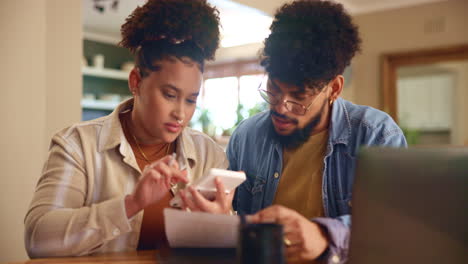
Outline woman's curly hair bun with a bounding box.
[119,0,220,61]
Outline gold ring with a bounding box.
[283,237,292,247]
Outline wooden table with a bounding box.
[10,248,238,264]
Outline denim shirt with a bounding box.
[227,98,407,263]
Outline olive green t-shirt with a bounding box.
[273,130,328,219]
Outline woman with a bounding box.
[24,0,232,257]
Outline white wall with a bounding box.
[45,1,83,140]
[353,0,468,145]
[352,0,468,107]
[0,0,81,262]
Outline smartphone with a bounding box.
[169,168,246,208]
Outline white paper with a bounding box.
[164,208,240,248]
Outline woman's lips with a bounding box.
[165,123,182,133]
[272,116,294,130]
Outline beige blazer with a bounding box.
[24,99,228,258]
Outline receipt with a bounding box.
[164,208,239,248]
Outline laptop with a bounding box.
[348,147,468,264]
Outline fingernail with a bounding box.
[168,153,176,166]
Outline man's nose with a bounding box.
[273,99,289,115]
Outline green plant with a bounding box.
[222,128,233,136]
[225,102,269,135]
[248,102,268,117]
[401,127,421,145]
[234,104,246,126]
[198,108,214,135]
[398,114,421,145]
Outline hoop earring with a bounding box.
[329,99,334,106]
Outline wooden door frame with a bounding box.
[381,44,468,123]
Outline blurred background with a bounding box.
[1,0,467,262]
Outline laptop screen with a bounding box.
[348,147,468,264]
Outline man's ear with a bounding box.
[329,75,344,101]
[128,67,141,96]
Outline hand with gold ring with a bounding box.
[283,237,292,247]
[248,205,329,263]
[124,155,188,219]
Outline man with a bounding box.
[227,0,406,263]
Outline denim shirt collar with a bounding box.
[329,97,352,146]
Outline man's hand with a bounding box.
[179,176,235,214]
[249,205,329,263]
[125,155,189,218]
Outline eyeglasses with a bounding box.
[258,82,324,116]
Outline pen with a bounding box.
[169,152,186,171]
[170,152,177,166]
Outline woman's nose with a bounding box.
[172,101,186,121]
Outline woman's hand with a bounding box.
[179,177,235,214]
[125,155,188,218]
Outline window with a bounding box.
[190,59,267,137]
[200,77,239,134]
[239,75,265,110]
[191,74,267,137]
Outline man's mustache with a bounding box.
[270,110,299,125]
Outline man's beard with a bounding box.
[270,100,326,149]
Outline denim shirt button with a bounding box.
[274,172,279,179]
